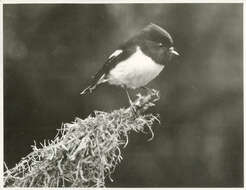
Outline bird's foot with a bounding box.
[130,105,138,116]
[141,86,157,95]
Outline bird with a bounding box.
[81,23,179,107]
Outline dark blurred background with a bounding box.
[3,4,243,187]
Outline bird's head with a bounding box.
[134,23,179,64]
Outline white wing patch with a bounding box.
[108,49,123,59]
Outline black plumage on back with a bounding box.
[80,46,136,95]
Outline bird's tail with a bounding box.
[80,83,98,95]
[80,72,106,95]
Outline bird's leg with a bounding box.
[124,86,134,106]
[124,86,137,114]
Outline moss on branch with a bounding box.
[4,89,160,187]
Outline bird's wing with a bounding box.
[81,47,136,95]
[93,49,124,82]
[92,47,136,83]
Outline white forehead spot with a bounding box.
[108,49,123,59]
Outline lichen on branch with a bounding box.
[4,89,160,187]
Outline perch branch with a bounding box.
[4,89,160,187]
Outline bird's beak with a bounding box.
[169,47,179,56]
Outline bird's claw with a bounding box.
[130,106,138,117]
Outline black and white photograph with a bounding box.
[2,2,244,188]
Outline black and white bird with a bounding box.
[81,23,179,105]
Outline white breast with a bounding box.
[107,46,164,89]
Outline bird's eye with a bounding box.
[158,43,163,47]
